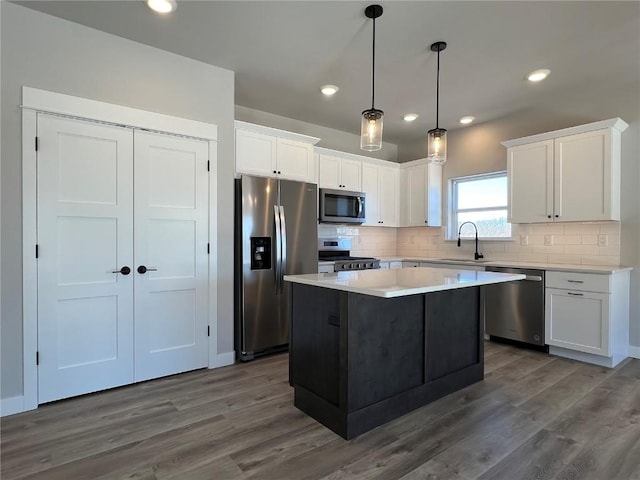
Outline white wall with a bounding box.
[399,84,640,348]
[0,3,235,400]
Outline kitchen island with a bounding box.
[284,267,525,439]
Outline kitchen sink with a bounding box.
[432,258,491,263]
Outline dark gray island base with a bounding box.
[289,283,484,440]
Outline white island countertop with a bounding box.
[284,267,525,298]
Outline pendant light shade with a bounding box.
[361,5,384,152]
[427,41,447,165]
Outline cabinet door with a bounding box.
[378,166,398,227]
[508,140,554,223]
[404,162,441,227]
[361,163,380,226]
[554,129,614,221]
[235,129,277,177]
[276,138,314,182]
[545,288,610,356]
[318,154,341,189]
[340,158,362,191]
[406,164,427,226]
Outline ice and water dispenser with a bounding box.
[250,237,271,270]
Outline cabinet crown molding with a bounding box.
[235,120,320,145]
[315,146,397,168]
[501,118,628,148]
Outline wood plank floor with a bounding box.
[2,342,639,480]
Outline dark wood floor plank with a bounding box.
[475,428,583,480]
[1,345,638,480]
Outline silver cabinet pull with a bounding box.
[567,279,584,283]
[567,292,584,296]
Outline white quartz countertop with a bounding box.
[285,267,525,298]
[377,257,631,274]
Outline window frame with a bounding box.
[448,171,512,240]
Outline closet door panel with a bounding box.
[133,131,209,382]
[37,114,134,403]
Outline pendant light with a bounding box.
[361,5,384,152]
[427,41,447,165]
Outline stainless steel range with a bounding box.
[318,238,380,271]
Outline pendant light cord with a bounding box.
[371,16,376,110]
[435,47,440,129]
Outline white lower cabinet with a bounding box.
[545,270,630,367]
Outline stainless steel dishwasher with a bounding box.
[484,266,545,347]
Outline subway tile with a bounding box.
[599,245,620,256]
[533,245,565,254]
[547,253,583,264]
[581,235,598,245]
[580,255,620,266]
[530,224,565,235]
[518,253,549,263]
[564,244,600,255]
[527,235,545,245]
[555,235,582,245]
[599,222,620,235]
[563,223,599,235]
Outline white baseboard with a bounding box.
[628,345,640,359]
[214,351,236,368]
[1,396,25,417]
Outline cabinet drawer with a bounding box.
[545,271,611,293]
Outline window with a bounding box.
[449,172,511,239]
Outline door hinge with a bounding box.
[35,137,39,151]
[36,351,40,365]
[35,244,39,259]
[207,161,210,172]
[207,326,210,337]
[207,243,210,254]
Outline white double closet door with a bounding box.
[37,113,210,403]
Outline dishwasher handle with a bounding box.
[524,275,543,282]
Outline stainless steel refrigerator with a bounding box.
[235,175,318,361]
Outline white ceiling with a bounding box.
[15,1,640,145]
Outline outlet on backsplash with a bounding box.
[598,234,608,246]
[520,235,528,246]
[544,235,553,246]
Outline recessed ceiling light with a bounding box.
[320,85,339,96]
[403,113,419,122]
[146,0,177,14]
[459,116,475,125]
[526,69,551,82]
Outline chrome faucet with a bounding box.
[457,221,484,260]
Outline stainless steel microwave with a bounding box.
[319,188,366,224]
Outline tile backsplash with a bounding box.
[319,222,621,266]
[318,225,398,257]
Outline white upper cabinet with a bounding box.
[318,153,362,191]
[504,118,627,223]
[362,163,398,227]
[400,159,442,227]
[235,121,320,183]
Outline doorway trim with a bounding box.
[21,86,219,412]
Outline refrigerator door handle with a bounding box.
[274,205,282,293]
[279,205,287,292]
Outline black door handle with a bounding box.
[137,265,158,274]
[112,266,131,275]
